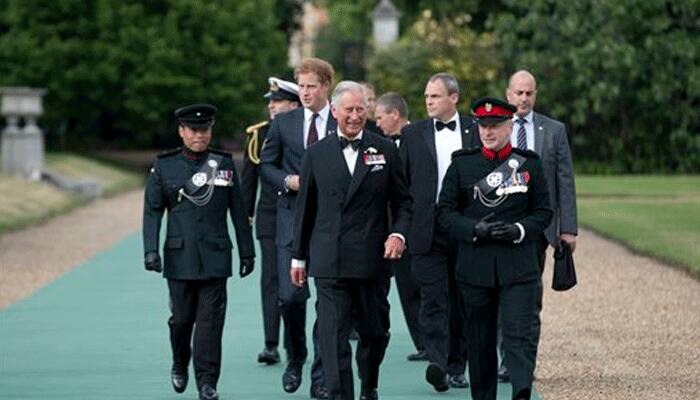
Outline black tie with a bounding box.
[435,120,456,131]
[516,118,528,149]
[340,137,361,151]
[307,113,319,147]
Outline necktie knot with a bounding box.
[340,137,361,150]
[435,120,456,131]
[517,118,527,126]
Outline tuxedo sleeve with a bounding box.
[260,117,287,192]
[436,161,478,241]
[388,144,411,237]
[292,152,318,261]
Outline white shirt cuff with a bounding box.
[291,258,306,269]
[388,233,405,243]
[514,223,525,244]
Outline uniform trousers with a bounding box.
[259,236,282,347]
[277,245,324,386]
[168,278,227,389]
[460,279,540,400]
[411,230,467,375]
[316,278,390,400]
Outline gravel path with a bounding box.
[1,190,698,398]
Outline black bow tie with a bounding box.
[340,137,361,150]
[435,120,456,131]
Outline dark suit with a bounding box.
[399,115,480,376]
[240,121,284,349]
[260,107,337,387]
[436,146,552,400]
[143,148,255,389]
[293,131,411,399]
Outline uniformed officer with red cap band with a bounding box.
[436,97,552,400]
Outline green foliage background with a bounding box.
[0,0,289,148]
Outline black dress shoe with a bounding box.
[310,384,329,399]
[258,346,280,365]
[282,366,302,393]
[198,384,219,400]
[448,373,469,388]
[425,363,449,392]
[171,371,188,393]
[497,365,510,383]
[406,349,428,361]
[360,388,378,400]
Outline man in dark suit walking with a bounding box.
[374,92,426,361]
[291,81,411,400]
[143,104,256,400]
[496,70,578,382]
[399,73,480,391]
[436,97,552,400]
[240,77,301,366]
[260,58,337,399]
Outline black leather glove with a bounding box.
[491,223,521,242]
[473,213,505,240]
[239,257,255,278]
[144,252,162,273]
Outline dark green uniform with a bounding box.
[436,145,552,400]
[143,147,255,390]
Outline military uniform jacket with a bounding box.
[240,122,277,240]
[292,131,412,279]
[143,149,255,280]
[436,147,552,287]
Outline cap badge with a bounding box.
[485,103,493,113]
[196,112,201,117]
[270,81,279,92]
[486,172,503,188]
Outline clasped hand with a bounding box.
[473,213,520,242]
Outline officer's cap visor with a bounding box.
[476,116,510,127]
[178,118,215,129]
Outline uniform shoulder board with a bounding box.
[512,147,540,159]
[157,147,181,158]
[245,120,269,135]
[451,146,480,159]
[209,148,232,157]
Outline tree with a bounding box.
[0,0,288,148]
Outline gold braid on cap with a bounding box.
[245,121,269,165]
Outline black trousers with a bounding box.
[259,237,283,347]
[392,254,423,352]
[460,279,540,400]
[316,278,390,400]
[168,278,227,390]
[411,230,467,375]
[277,245,324,387]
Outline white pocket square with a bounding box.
[370,165,384,172]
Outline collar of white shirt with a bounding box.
[305,103,330,123]
[512,110,533,124]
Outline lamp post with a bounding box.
[1,87,47,181]
[372,0,400,50]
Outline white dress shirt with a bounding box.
[510,111,535,151]
[339,130,362,175]
[434,112,462,203]
[303,103,330,148]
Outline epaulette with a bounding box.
[157,147,182,158]
[209,148,232,157]
[245,120,269,135]
[512,147,540,159]
[451,146,480,158]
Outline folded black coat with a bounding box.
[552,241,577,291]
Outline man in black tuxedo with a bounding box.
[291,81,411,400]
[240,77,301,366]
[399,73,480,391]
[260,58,336,399]
[436,97,552,400]
[374,92,426,361]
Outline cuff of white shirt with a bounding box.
[513,223,525,244]
[291,258,306,269]
[388,233,405,243]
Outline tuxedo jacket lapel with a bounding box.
[344,135,371,207]
[420,120,438,164]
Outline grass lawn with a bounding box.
[577,175,700,276]
[0,153,143,235]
